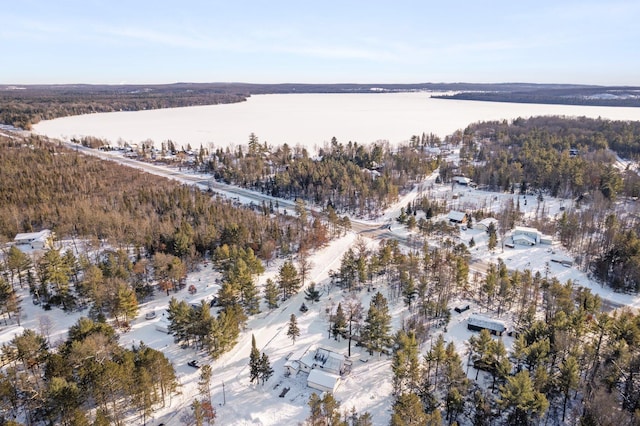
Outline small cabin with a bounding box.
[448,211,467,224]
[467,314,507,336]
[453,176,472,186]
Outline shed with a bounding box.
[467,314,507,336]
[307,369,340,393]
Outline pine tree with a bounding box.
[390,393,428,426]
[304,282,321,304]
[487,222,498,251]
[198,364,213,406]
[331,303,347,341]
[287,314,300,345]
[559,355,580,421]
[362,292,392,356]
[278,261,301,300]
[263,278,279,310]
[259,352,273,385]
[249,334,260,384]
[498,370,548,425]
[392,330,420,396]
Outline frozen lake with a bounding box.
[33,92,640,150]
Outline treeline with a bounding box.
[0,318,179,425]
[199,134,440,217]
[435,88,640,108]
[0,84,247,129]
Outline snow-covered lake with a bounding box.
[33,92,640,150]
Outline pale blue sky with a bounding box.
[2,0,639,85]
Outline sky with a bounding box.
[2,0,639,86]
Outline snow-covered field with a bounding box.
[4,146,640,425]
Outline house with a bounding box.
[453,176,472,186]
[475,218,499,232]
[284,347,351,391]
[447,211,467,224]
[284,345,316,376]
[512,226,541,245]
[467,314,507,336]
[512,234,536,246]
[307,369,341,393]
[13,229,54,251]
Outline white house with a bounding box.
[284,347,351,392]
[13,229,54,251]
[512,226,541,245]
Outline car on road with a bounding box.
[187,360,201,368]
[145,311,157,320]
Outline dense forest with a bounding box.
[198,134,440,217]
[0,134,330,259]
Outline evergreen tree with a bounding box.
[559,355,580,421]
[391,330,420,396]
[249,334,260,384]
[278,261,301,300]
[498,370,548,425]
[198,364,213,406]
[287,314,301,345]
[331,303,347,341]
[390,393,427,426]
[306,392,343,426]
[259,352,274,385]
[487,222,498,251]
[263,278,279,310]
[304,282,321,304]
[361,292,392,356]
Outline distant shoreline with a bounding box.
[433,89,640,108]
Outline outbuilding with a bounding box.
[307,369,341,393]
[467,314,507,336]
[453,176,472,186]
